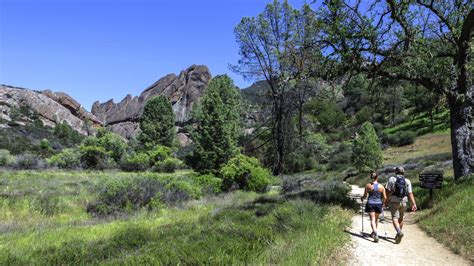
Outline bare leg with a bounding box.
[369,212,377,234]
[399,218,404,230]
[392,218,401,232]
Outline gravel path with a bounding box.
[346,185,470,266]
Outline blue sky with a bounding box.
[0,0,307,110]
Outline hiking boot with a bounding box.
[374,234,379,243]
[395,231,404,244]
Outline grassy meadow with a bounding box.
[0,169,355,265]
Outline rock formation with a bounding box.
[91,65,212,142]
[0,84,101,134]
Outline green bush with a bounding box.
[14,153,45,169]
[153,157,183,173]
[80,145,110,170]
[87,176,166,216]
[193,173,223,194]
[328,142,352,171]
[147,145,173,164]
[119,152,150,172]
[162,180,201,203]
[385,130,416,146]
[47,148,81,169]
[351,122,383,171]
[0,149,14,166]
[220,154,270,192]
[97,130,127,162]
[398,131,416,146]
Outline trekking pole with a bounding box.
[361,199,364,235]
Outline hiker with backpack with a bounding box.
[360,172,387,242]
[385,166,417,244]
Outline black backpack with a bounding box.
[394,175,408,197]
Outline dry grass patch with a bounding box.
[383,132,451,165]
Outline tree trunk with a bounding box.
[272,94,285,175]
[298,102,303,143]
[447,88,474,179]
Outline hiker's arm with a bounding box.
[409,192,417,211]
[384,189,391,207]
[382,187,387,206]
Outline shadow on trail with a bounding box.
[344,230,373,243]
[344,230,397,244]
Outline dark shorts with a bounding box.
[365,203,383,214]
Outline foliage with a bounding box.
[385,130,416,147]
[162,180,201,204]
[304,99,346,132]
[14,153,45,170]
[416,176,474,261]
[38,138,53,157]
[328,142,353,171]
[147,145,173,165]
[188,75,241,173]
[119,152,150,172]
[351,122,383,171]
[232,1,322,174]
[192,173,223,194]
[96,128,127,162]
[47,148,81,169]
[153,157,183,173]
[79,145,110,170]
[138,96,176,149]
[220,154,270,192]
[54,121,83,146]
[87,176,166,216]
[0,149,15,166]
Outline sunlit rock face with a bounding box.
[0,84,101,134]
[91,65,212,140]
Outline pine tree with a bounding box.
[189,75,241,173]
[351,122,383,172]
[138,95,176,148]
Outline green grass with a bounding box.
[414,176,474,261]
[384,110,450,136]
[0,170,353,264]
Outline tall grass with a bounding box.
[415,176,474,261]
[0,170,353,264]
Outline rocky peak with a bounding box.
[91,65,212,140]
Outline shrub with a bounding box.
[193,173,223,194]
[97,130,127,162]
[220,154,270,192]
[385,130,416,147]
[87,177,166,216]
[119,152,150,172]
[162,180,201,204]
[0,149,14,166]
[14,153,45,170]
[47,148,81,169]
[153,157,183,173]
[351,122,383,171]
[79,145,110,170]
[147,145,173,164]
[328,142,353,171]
[398,131,416,146]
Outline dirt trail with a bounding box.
[346,185,470,266]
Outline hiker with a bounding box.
[361,172,387,243]
[385,166,417,244]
